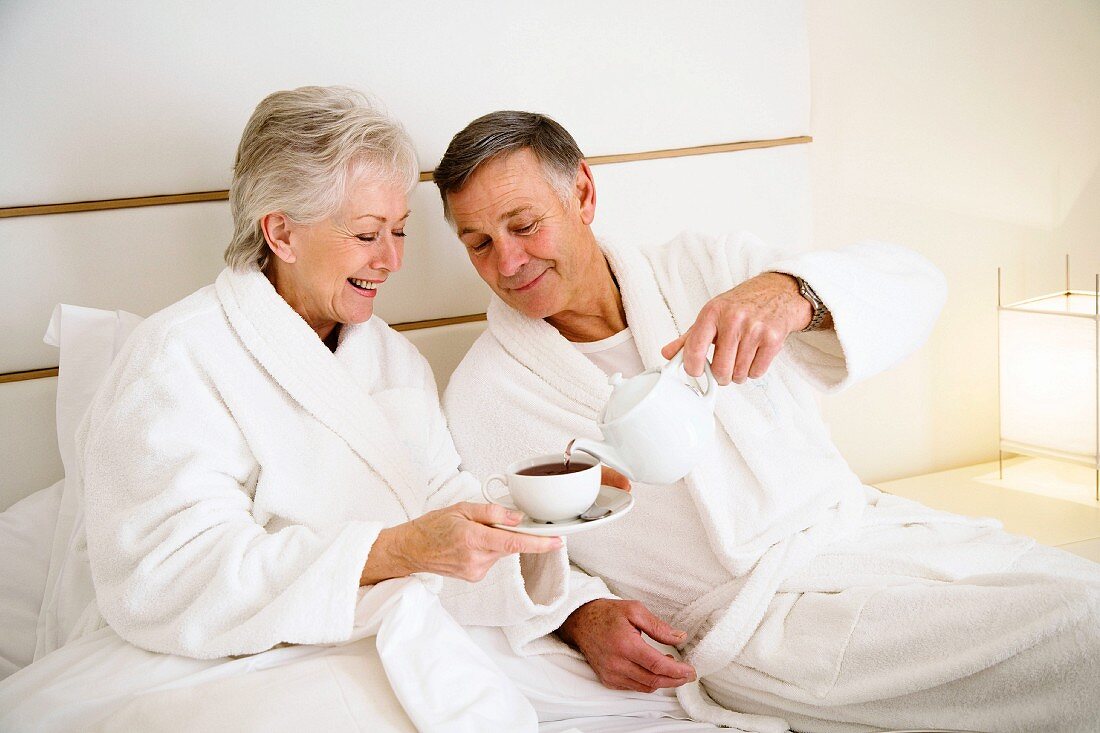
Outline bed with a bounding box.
[0,2,816,729]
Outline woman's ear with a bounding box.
[260,212,297,264]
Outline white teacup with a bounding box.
[482,453,601,523]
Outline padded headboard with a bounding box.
[0,1,812,508]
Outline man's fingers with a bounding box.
[621,658,694,691]
[682,318,717,378]
[631,639,697,682]
[747,336,782,379]
[661,335,686,361]
[731,329,761,384]
[710,327,739,386]
[627,602,688,646]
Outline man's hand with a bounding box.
[361,503,562,586]
[600,465,631,492]
[661,272,817,385]
[557,599,696,693]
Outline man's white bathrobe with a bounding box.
[444,232,1100,732]
[0,266,609,732]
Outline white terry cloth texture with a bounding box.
[443,231,1097,731]
[701,540,1100,733]
[59,266,609,659]
[1,578,538,732]
[7,266,612,727]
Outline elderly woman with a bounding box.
[0,87,610,731]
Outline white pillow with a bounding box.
[0,305,141,679]
[34,305,143,661]
[43,305,144,479]
[0,481,63,680]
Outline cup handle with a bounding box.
[482,474,510,505]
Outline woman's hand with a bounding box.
[360,502,562,585]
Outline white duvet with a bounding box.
[1,577,538,732]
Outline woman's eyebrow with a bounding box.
[353,209,412,222]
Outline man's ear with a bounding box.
[575,161,597,225]
[260,212,296,264]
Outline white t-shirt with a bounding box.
[570,329,730,624]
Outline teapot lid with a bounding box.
[603,370,661,423]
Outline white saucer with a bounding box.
[492,486,634,536]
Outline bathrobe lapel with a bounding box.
[485,238,684,417]
[215,268,422,518]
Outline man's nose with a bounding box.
[495,237,529,278]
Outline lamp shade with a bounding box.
[999,292,1098,468]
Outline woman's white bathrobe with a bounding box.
[0,267,609,731]
[444,232,1100,732]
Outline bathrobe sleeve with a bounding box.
[767,240,947,391]
[80,338,382,660]
[412,355,617,654]
[659,232,947,392]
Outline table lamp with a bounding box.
[997,258,1100,500]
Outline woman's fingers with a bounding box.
[476,525,562,555]
[460,501,522,526]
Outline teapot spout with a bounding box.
[569,438,635,481]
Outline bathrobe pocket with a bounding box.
[732,584,882,700]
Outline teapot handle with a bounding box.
[665,350,717,400]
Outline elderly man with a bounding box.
[435,111,1100,733]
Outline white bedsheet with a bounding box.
[0,577,539,732]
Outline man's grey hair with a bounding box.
[225,86,419,272]
[432,111,584,222]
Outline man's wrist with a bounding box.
[770,271,828,332]
[768,272,814,332]
[557,598,605,647]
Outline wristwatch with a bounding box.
[793,275,829,332]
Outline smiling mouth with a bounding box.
[348,277,379,291]
[512,270,548,292]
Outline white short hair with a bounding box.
[225,86,419,271]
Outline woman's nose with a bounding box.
[372,232,403,272]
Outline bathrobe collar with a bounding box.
[486,237,683,416]
[215,267,422,518]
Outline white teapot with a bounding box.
[569,351,717,484]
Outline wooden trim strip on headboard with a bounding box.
[0,367,60,384]
[0,313,490,383]
[1,134,812,382]
[0,136,811,219]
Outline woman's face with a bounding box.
[266,179,409,338]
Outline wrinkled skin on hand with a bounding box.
[557,598,696,693]
[361,502,561,585]
[662,271,822,385]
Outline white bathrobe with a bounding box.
[444,232,1100,732]
[0,266,609,732]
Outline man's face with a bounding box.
[446,149,597,320]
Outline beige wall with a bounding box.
[808,0,1100,483]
